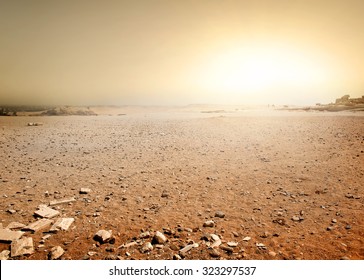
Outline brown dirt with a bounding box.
[0,108,363,260]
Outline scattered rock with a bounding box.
[345,225,352,230]
[152,231,167,244]
[161,190,169,198]
[80,188,91,194]
[49,246,64,260]
[7,209,16,214]
[0,250,10,260]
[210,234,220,241]
[34,205,60,219]
[6,222,26,230]
[27,122,43,126]
[215,211,225,218]
[292,216,304,222]
[210,239,222,248]
[173,254,182,260]
[227,241,238,247]
[11,237,34,257]
[140,242,153,253]
[179,243,199,256]
[268,251,277,257]
[327,226,334,231]
[23,219,53,232]
[332,219,337,223]
[243,236,251,242]
[94,230,114,244]
[139,231,151,239]
[203,220,215,227]
[208,248,221,258]
[256,243,267,249]
[232,231,239,237]
[0,228,25,242]
[49,218,74,232]
[220,245,234,253]
[49,197,76,206]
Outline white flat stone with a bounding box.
[0,228,25,242]
[11,237,34,257]
[49,197,76,206]
[49,218,74,232]
[6,222,26,230]
[34,205,60,219]
[23,219,53,232]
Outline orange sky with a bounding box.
[0,0,363,106]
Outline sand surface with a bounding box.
[0,108,363,260]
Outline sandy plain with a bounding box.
[0,106,363,260]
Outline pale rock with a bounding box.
[80,188,91,194]
[49,197,76,206]
[23,219,53,232]
[49,218,74,232]
[0,250,10,260]
[152,231,167,244]
[6,222,26,230]
[49,246,64,260]
[243,236,251,242]
[11,237,34,257]
[0,228,25,242]
[227,241,238,247]
[34,205,59,219]
[94,230,113,244]
[203,220,215,227]
[140,242,153,253]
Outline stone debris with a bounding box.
[292,216,304,222]
[27,122,43,126]
[173,254,182,260]
[139,231,151,239]
[140,242,153,253]
[49,197,76,206]
[23,219,53,232]
[227,241,238,247]
[210,239,222,248]
[34,205,60,219]
[80,188,91,194]
[49,246,64,260]
[220,245,234,253]
[49,218,74,232]
[152,231,167,244]
[118,241,137,249]
[94,230,114,244]
[243,236,251,242]
[7,209,16,214]
[0,228,25,242]
[6,222,26,230]
[203,220,215,227]
[179,243,199,256]
[210,234,220,241]
[208,247,221,258]
[256,243,267,249]
[269,251,277,257]
[215,211,225,218]
[11,237,34,257]
[0,250,10,260]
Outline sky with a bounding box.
[0,0,363,106]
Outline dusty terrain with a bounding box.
[0,107,363,260]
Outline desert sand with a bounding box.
[0,107,363,260]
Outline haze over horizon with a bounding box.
[0,0,363,106]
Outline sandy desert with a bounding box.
[0,106,363,260]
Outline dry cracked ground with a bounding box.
[0,108,363,260]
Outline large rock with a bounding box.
[152,231,167,244]
[23,219,52,232]
[11,237,34,257]
[94,230,114,244]
[49,218,74,232]
[34,205,60,219]
[6,222,26,230]
[49,246,64,260]
[0,228,25,242]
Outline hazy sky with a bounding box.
[0,0,363,106]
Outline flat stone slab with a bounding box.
[6,222,26,230]
[23,219,53,232]
[49,197,76,206]
[80,188,91,194]
[0,229,25,242]
[34,205,60,219]
[11,237,34,257]
[49,218,74,232]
